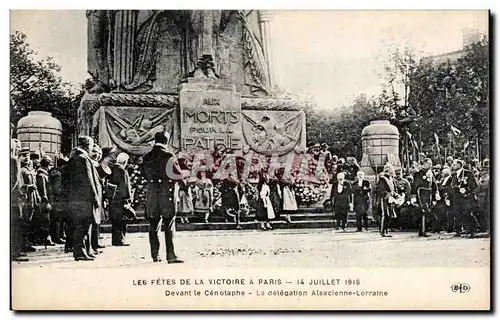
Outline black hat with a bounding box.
[18,147,30,155]
[320,142,328,148]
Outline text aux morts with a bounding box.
[181,96,242,150]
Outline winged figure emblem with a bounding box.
[105,106,174,146]
[242,112,303,156]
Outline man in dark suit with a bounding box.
[67,136,101,261]
[412,158,439,237]
[109,152,132,246]
[352,171,371,232]
[330,172,353,231]
[35,156,55,246]
[11,142,30,261]
[142,131,184,263]
[451,159,478,237]
[375,164,397,237]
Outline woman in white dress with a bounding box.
[255,173,275,230]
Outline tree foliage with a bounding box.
[10,31,85,153]
[407,38,489,158]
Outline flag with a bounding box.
[412,139,419,151]
[463,140,470,150]
[434,133,440,153]
[450,125,461,136]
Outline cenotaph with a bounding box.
[78,10,307,163]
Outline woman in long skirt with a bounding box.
[255,173,275,230]
[177,171,194,223]
[281,174,297,222]
[194,171,214,223]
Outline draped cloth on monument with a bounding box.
[92,105,179,156]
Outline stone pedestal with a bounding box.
[179,80,242,153]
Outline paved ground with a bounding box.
[12,229,490,269]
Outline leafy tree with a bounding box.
[407,37,489,160]
[10,31,85,153]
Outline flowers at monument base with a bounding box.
[127,163,147,207]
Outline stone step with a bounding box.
[100,218,377,233]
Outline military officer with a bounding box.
[451,159,478,237]
[394,168,412,231]
[142,131,184,263]
[375,164,397,237]
[412,158,440,237]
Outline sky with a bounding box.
[10,10,488,109]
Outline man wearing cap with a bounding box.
[67,136,102,261]
[142,131,184,263]
[451,159,478,237]
[35,156,55,246]
[375,164,396,237]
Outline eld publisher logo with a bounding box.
[451,283,470,293]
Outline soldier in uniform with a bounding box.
[435,168,453,233]
[375,164,397,237]
[451,159,478,237]
[412,158,440,237]
[142,131,184,263]
[477,158,490,233]
[394,168,412,231]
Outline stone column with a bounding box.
[258,10,275,88]
[113,10,138,89]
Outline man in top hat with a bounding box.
[142,131,184,263]
[412,158,440,237]
[66,136,102,261]
[451,159,478,237]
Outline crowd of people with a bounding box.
[329,155,490,238]
[11,129,490,263]
[11,136,136,262]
